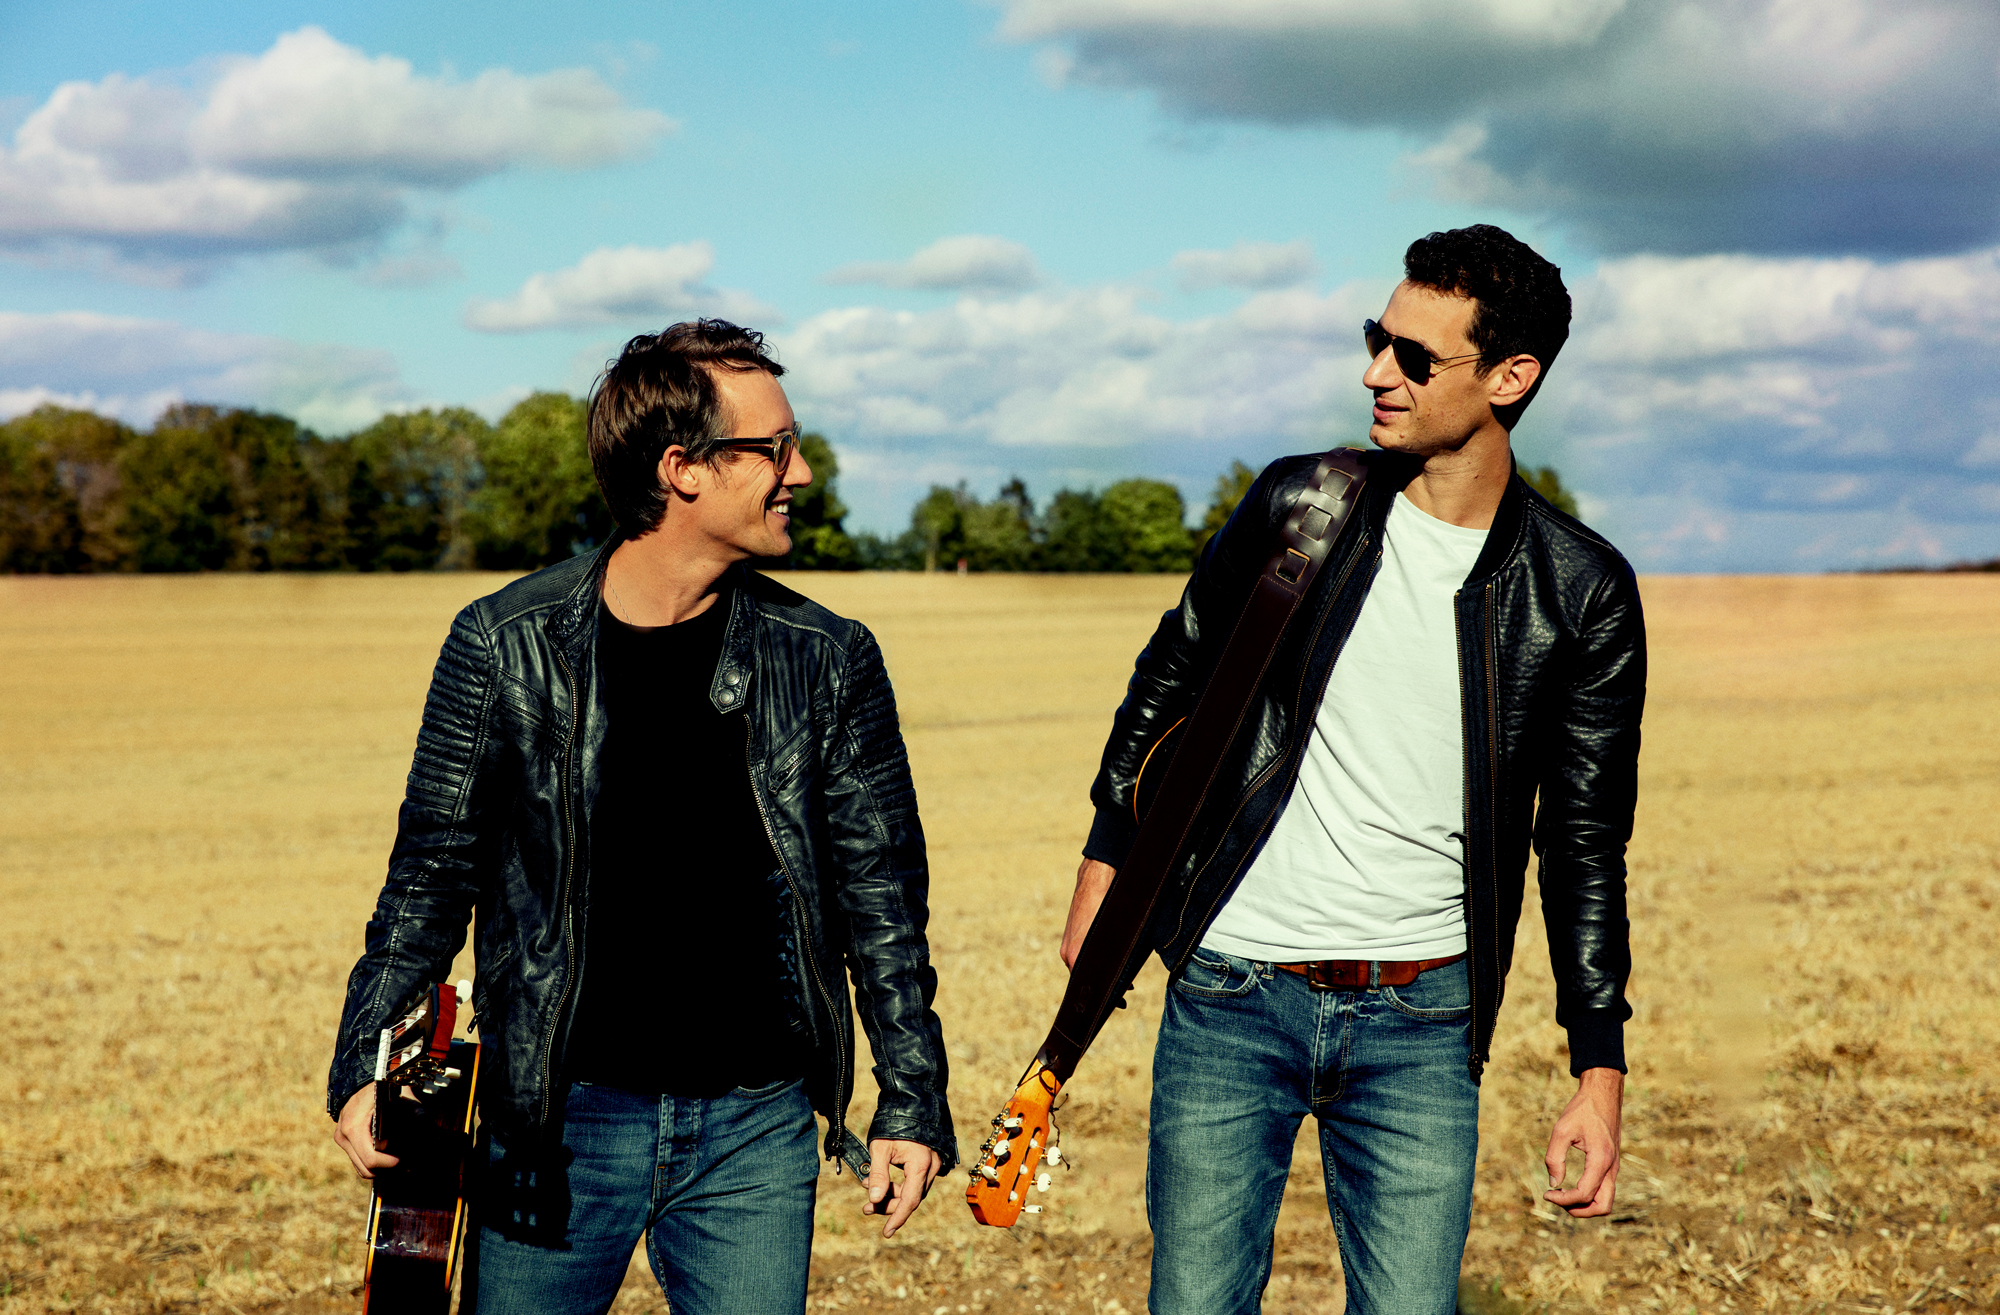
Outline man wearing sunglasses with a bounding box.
[329,319,954,1314]
[1063,225,1643,1313]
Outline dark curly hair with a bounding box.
[587,318,785,535]
[1403,225,1570,380]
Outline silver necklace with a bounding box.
[607,570,636,624]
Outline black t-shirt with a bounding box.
[563,590,805,1097]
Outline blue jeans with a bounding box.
[468,1077,818,1315]
[1148,950,1478,1315]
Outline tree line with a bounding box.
[1,400,1577,574]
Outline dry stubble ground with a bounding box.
[2,570,1998,1314]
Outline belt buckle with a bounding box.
[1306,960,1365,990]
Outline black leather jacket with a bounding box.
[328,545,955,1172]
[1083,451,1644,1079]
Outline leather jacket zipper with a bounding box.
[1453,590,1481,1078]
[1476,581,1500,1077]
[539,645,583,1125]
[1166,530,1381,974]
[746,719,855,1169]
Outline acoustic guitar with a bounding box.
[966,448,1369,1229]
[362,980,480,1314]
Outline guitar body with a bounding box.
[364,1038,479,1313]
[1131,715,1187,823]
[362,980,481,1315]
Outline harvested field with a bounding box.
[3,570,1998,1313]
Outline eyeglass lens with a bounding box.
[1363,320,1434,384]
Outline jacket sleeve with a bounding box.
[1534,558,1646,1076]
[822,624,957,1168]
[1082,458,1297,868]
[326,604,497,1117]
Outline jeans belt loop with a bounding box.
[1368,960,1381,990]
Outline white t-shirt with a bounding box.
[1201,491,1488,962]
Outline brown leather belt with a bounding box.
[1277,952,1466,990]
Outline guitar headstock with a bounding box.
[374,981,465,1096]
[965,1061,1065,1228]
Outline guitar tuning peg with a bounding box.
[1001,1116,1023,1130]
[1043,1146,1062,1166]
[1035,1172,1052,1192]
[1023,1205,1044,1215]
[976,1165,999,1181]
[455,978,472,1002]
[991,1140,1012,1163]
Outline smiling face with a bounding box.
[1363,280,1515,459]
[671,365,814,560]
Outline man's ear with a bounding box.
[1486,354,1542,409]
[658,445,701,499]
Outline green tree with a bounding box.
[120,405,338,571]
[962,477,1036,571]
[339,408,486,571]
[909,484,972,572]
[0,406,132,572]
[780,432,859,569]
[1039,489,1117,572]
[468,392,611,570]
[1195,459,1258,556]
[853,530,923,570]
[1100,479,1194,573]
[1517,463,1580,518]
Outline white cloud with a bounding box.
[998,0,2000,256]
[1172,239,1316,291]
[462,242,774,333]
[1535,244,2000,566]
[824,235,1043,292]
[0,28,671,276]
[1003,0,1628,48]
[782,282,1378,452]
[191,27,668,184]
[0,310,412,432]
[777,242,2000,569]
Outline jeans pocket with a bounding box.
[1171,949,1259,1000]
[1381,962,1472,1020]
[733,1074,802,1099]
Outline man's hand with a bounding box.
[1061,859,1117,968]
[333,1083,400,1181]
[1545,1067,1623,1217]
[862,1138,942,1239]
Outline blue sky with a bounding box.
[4,0,1999,570]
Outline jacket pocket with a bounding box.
[767,728,814,792]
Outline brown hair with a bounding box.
[586,319,785,534]
[1403,224,1571,379]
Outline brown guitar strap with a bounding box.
[1033,448,1369,1083]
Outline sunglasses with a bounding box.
[1363,319,1484,384]
[714,427,800,475]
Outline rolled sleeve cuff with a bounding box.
[1084,806,1139,869]
[1564,1008,1628,1077]
[866,1113,959,1173]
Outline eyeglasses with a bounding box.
[714,427,800,475]
[1363,319,1484,384]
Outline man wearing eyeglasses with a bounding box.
[1062,226,1644,1313]
[328,319,954,1314]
